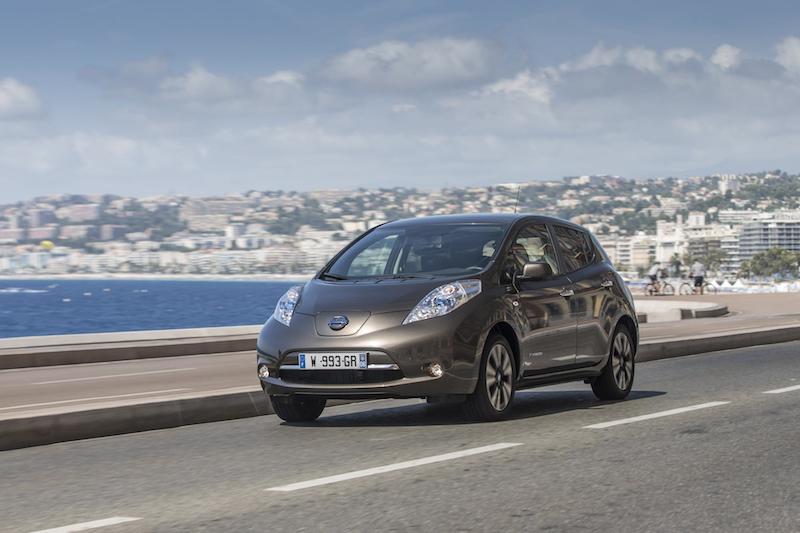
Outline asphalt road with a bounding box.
[2,312,800,419]
[1,341,799,532]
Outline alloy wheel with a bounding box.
[485,343,513,411]
[611,331,634,390]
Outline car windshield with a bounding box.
[325,223,508,279]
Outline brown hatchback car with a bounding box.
[257,214,638,422]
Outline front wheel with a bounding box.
[592,326,635,401]
[463,334,516,421]
[661,283,675,296]
[270,395,326,423]
[679,282,693,295]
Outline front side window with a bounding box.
[554,225,594,273]
[507,224,560,277]
[346,234,399,277]
[326,224,508,279]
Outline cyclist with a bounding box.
[647,262,665,294]
[690,260,707,295]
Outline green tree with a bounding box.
[739,248,800,277]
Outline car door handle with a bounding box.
[560,288,575,297]
[601,280,614,288]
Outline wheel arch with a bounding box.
[613,314,638,355]
[485,321,521,378]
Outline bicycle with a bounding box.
[678,281,718,295]
[645,280,675,296]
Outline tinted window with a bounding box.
[327,224,507,278]
[554,225,593,273]
[507,224,560,277]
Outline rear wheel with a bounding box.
[645,283,656,296]
[463,334,515,421]
[704,283,718,294]
[679,282,693,295]
[591,326,635,401]
[270,395,326,422]
[661,282,675,296]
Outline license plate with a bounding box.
[298,352,367,370]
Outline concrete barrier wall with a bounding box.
[0,325,262,369]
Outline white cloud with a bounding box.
[663,48,703,64]
[481,69,555,104]
[0,78,42,119]
[254,70,304,87]
[566,43,622,71]
[624,47,662,74]
[561,43,669,74]
[160,66,239,101]
[324,38,494,89]
[776,36,800,75]
[711,44,742,71]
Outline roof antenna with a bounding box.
[513,184,521,214]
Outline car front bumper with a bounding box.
[256,307,485,399]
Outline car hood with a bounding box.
[295,277,450,315]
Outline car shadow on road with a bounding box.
[286,389,666,428]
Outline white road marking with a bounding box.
[764,384,800,394]
[266,442,523,492]
[0,389,191,411]
[584,401,730,429]
[29,516,142,532]
[33,368,195,385]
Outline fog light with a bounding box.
[257,364,270,378]
[427,362,444,378]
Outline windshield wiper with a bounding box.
[320,272,348,281]
[388,274,435,280]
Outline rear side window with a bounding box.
[553,225,594,273]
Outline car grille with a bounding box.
[278,369,403,385]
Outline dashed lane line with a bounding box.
[584,401,731,429]
[266,442,523,492]
[764,384,800,394]
[29,516,142,533]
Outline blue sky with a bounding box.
[1,0,800,202]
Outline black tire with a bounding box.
[463,334,516,421]
[645,283,656,296]
[704,283,717,294]
[661,283,675,296]
[591,326,635,401]
[679,283,693,295]
[270,395,326,422]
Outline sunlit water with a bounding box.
[0,279,298,338]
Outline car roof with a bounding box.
[381,213,583,230]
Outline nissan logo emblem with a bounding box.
[328,315,349,331]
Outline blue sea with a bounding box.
[0,279,299,338]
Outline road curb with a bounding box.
[638,324,800,362]
[3,325,800,451]
[637,304,728,324]
[0,389,271,451]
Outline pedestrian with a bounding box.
[690,260,707,295]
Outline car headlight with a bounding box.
[403,280,481,325]
[273,285,303,326]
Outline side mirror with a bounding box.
[519,261,553,281]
